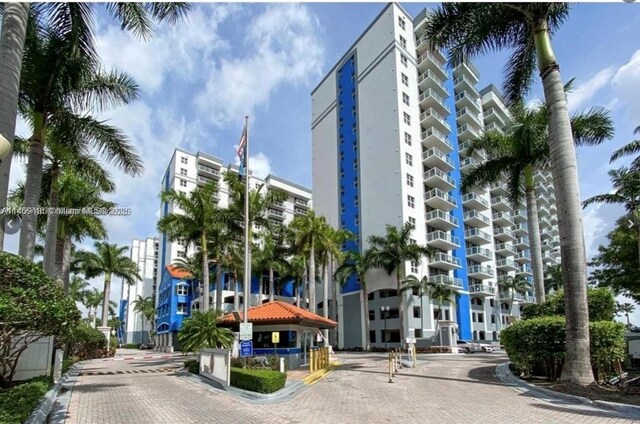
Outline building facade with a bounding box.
[311,3,560,349]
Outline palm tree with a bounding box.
[426,1,597,385]
[178,310,234,354]
[83,287,103,327]
[367,222,434,347]
[583,167,640,267]
[282,254,307,309]
[499,275,529,318]
[416,279,458,345]
[158,182,222,313]
[610,125,640,169]
[75,241,140,328]
[544,264,563,294]
[132,295,155,344]
[616,302,635,329]
[0,3,30,250]
[334,250,374,349]
[463,101,613,304]
[68,275,90,304]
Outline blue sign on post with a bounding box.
[240,340,253,357]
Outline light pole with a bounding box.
[380,305,390,350]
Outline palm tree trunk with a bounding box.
[322,259,329,343]
[201,234,209,313]
[362,277,370,350]
[61,235,72,290]
[0,2,29,251]
[233,274,239,311]
[268,267,274,302]
[534,21,594,385]
[525,166,545,304]
[627,313,631,328]
[309,243,316,314]
[101,273,112,327]
[397,267,405,348]
[295,282,301,308]
[215,263,223,311]
[91,307,97,328]
[55,236,66,290]
[331,256,338,344]
[436,301,442,345]
[19,116,46,260]
[43,166,60,279]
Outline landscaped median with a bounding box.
[0,376,52,423]
[183,360,288,394]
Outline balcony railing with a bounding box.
[431,252,462,267]
[427,275,463,288]
[464,210,490,225]
[468,265,494,276]
[422,148,455,169]
[466,246,493,258]
[425,210,459,227]
[469,284,495,295]
[421,109,451,132]
[426,230,460,246]
[419,89,450,113]
[422,128,453,150]
[465,228,492,243]
[462,192,489,208]
[423,168,456,188]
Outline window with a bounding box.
[402,92,410,106]
[399,35,407,49]
[491,314,496,324]
[404,132,412,146]
[407,195,415,208]
[412,287,419,296]
[176,285,188,296]
[489,299,495,308]
[369,310,375,321]
[180,168,187,176]
[410,260,418,273]
[177,250,186,258]
[413,306,421,318]
[355,216,359,226]
[478,313,484,323]
[472,312,477,322]
[406,173,414,187]
[354,198,359,208]
[368,292,375,300]
[177,302,188,314]
[401,73,408,86]
[398,16,406,30]
[415,329,423,338]
[370,330,377,343]
[180,157,188,164]
[400,54,408,67]
[179,180,187,187]
[403,112,411,125]
[408,217,416,226]
[445,309,450,320]
[388,308,400,319]
[405,152,413,166]
[410,238,416,245]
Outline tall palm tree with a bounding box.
[132,295,155,343]
[83,287,103,327]
[0,3,30,250]
[616,302,635,329]
[253,225,290,303]
[75,241,140,328]
[583,167,640,267]
[158,182,222,313]
[367,222,433,346]
[67,275,90,304]
[463,102,613,304]
[282,254,307,309]
[426,1,598,385]
[544,264,563,294]
[499,275,529,318]
[610,125,640,169]
[178,309,234,354]
[334,249,374,349]
[289,211,328,314]
[406,278,458,346]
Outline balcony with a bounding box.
[465,228,492,244]
[423,168,456,191]
[426,231,460,250]
[422,148,455,172]
[513,209,527,223]
[493,227,516,242]
[271,200,285,210]
[294,207,306,215]
[422,128,453,152]
[538,205,550,217]
[458,141,487,161]
[469,284,495,296]
[458,123,481,142]
[541,240,553,251]
[417,70,448,99]
[417,52,448,80]
[424,188,457,211]
[513,223,528,236]
[484,107,507,128]
[453,62,480,84]
[460,157,480,174]
[542,251,555,264]
[491,196,512,212]
[492,211,514,227]
[515,250,531,263]
[463,210,490,228]
[516,265,533,276]
[198,164,220,178]
[419,89,450,116]
[466,246,493,262]
[455,91,481,115]
[453,74,480,97]
[468,265,494,279]
[500,291,524,302]
[521,294,537,304]
[456,107,483,129]
[268,209,285,220]
[420,108,451,134]
[430,252,462,271]
[495,242,517,256]
[462,192,489,210]
[515,237,530,248]
[425,210,458,231]
[427,275,463,290]
[295,198,309,208]
[197,175,214,186]
[496,258,519,271]
[539,217,551,229]
[485,121,505,135]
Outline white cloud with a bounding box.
[248,152,272,179]
[611,49,640,120]
[567,68,615,113]
[195,4,325,125]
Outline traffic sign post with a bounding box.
[272,331,279,359]
[240,340,253,357]
[239,323,253,341]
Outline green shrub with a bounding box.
[230,367,286,394]
[521,288,616,321]
[184,360,199,374]
[61,357,77,374]
[58,324,109,360]
[123,343,140,349]
[501,316,626,381]
[0,376,52,423]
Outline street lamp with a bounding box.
[380,305,390,350]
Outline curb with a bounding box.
[302,362,341,385]
[105,354,178,361]
[25,364,81,424]
[495,362,640,420]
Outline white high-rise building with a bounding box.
[312,3,561,349]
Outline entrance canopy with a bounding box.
[219,300,337,330]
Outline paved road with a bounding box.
[60,352,636,423]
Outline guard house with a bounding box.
[218,301,337,369]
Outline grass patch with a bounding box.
[184,360,199,374]
[230,367,286,394]
[0,376,52,424]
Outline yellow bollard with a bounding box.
[310,349,315,372]
[388,352,394,383]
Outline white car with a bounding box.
[457,340,494,353]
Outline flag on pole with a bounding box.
[237,122,248,179]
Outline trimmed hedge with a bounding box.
[58,324,111,360]
[184,360,199,374]
[0,376,52,423]
[521,288,616,322]
[501,316,625,381]
[230,367,286,394]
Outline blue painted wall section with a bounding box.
[156,267,194,334]
[444,64,472,340]
[337,54,361,294]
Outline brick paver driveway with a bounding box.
[61,352,636,423]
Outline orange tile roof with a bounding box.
[166,265,192,280]
[219,301,337,329]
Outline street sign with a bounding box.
[240,340,253,357]
[239,323,253,341]
[271,331,280,344]
[406,337,416,345]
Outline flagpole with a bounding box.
[243,116,250,325]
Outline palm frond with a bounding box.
[571,106,614,147]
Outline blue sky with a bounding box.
[5,3,640,319]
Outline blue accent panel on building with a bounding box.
[155,266,194,334]
[337,54,361,294]
[443,63,472,341]
[160,168,170,278]
[118,299,127,341]
[281,279,295,298]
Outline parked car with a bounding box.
[456,340,481,353]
